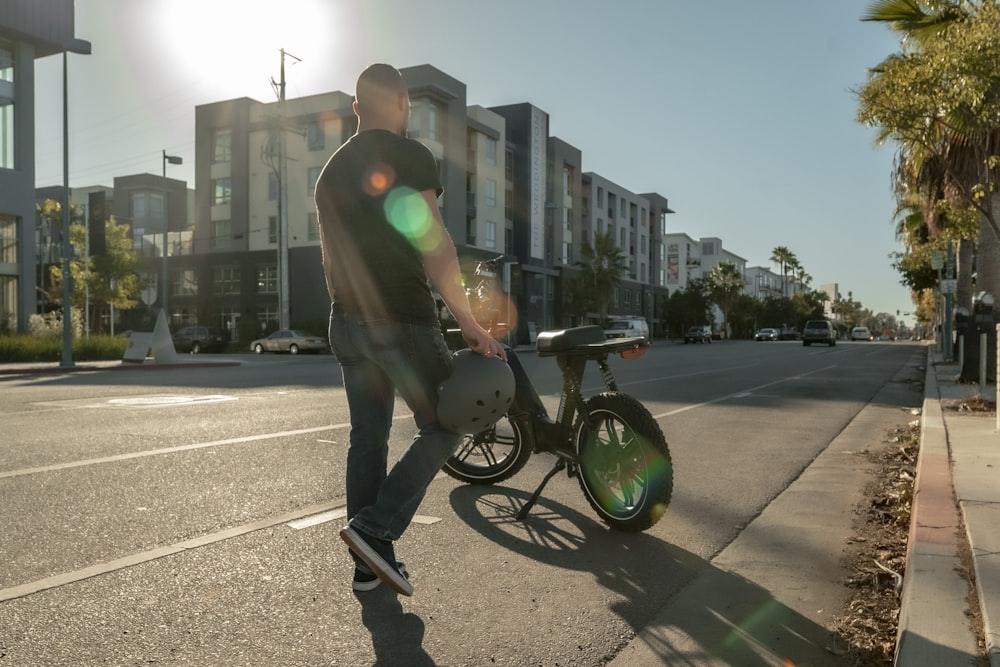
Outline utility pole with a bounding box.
[271,48,300,331]
[60,51,73,368]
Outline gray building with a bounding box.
[0,0,90,332]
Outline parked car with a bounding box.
[851,326,873,341]
[250,329,327,355]
[684,325,712,344]
[604,317,650,343]
[754,327,779,341]
[802,319,836,347]
[172,325,227,354]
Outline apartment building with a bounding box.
[0,0,89,333]
[744,265,785,300]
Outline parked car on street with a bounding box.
[250,329,327,355]
[851,326,873,341]
[684,325,713,344]
[172,325,227,354]
[754,327,779,341]
[802,319,836,347]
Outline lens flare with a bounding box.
[384,186,442,252]
[363,163,394,196]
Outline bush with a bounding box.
[0,334,127,363]
[28,307,83,339]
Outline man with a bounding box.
[315,63,506,596]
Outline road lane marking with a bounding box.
[0,425,341,480]
[652,365,835,419]
[0,415,413,480]
[106,395,239,407]
[0,499,346,603]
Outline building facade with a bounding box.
[0,0,89,332]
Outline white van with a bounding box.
[604,317,650,343]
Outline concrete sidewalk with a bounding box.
[896,350,1000,667]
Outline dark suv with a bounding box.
[684,325,712,344]
[802,320,836,347]
[172,325,227,353]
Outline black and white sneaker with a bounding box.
[353,561,408,592]
[340,525,414,596]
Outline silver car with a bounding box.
[250,329,327,355]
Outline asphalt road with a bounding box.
[0,339,925,666]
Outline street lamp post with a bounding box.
[162,150,183,326]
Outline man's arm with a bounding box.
[419,190,507,361]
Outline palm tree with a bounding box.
[769,246,796,298]
[576,231,626,321]
[706,261,744,339]
[859,0,1000,378]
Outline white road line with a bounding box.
[0,414,415,480]
[652,365,835,419]
[0,498,346,603]
[0,425,342,480]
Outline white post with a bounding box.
[980,332,987,398]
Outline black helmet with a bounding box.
[437,349,515,434]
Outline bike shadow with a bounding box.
[448,484,854,667]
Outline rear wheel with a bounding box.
[191,341,201,354]
[254,344,264,354]
[289,343,299,354]
[443,417,532,484]
[575,393,673,532]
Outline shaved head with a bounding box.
[355,63,408,118]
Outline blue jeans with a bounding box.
[328,305,461,547]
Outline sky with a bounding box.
[33,0,911,321]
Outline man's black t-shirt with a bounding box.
[315,130,444,326]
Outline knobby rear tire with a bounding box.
[575,392,673,532]
[442,417,532,485]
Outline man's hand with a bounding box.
[461,321,508,362]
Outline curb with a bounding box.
[894,351,980,665]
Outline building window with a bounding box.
[486,137,497,166]
[211,220,231,249]
[486,220,496,248]
[0,41,13,82]
[0,100,12,170]
[268,216,277,245]
[505,227,513,255]
[213,178,232,206]
[597,218,604,235]
[703,241,715,255]
[307,121,325,151]
[596,187,604,208]
[0,215,17,263]
[268,172,278,201]
[428,104,438,140]
[485,179,497,208]
[562,241,570,265]
[213,266,240,294]
[620,198,627,218]
[307,166,322,196]
[563,165,572,197]
[170,269,197,296]
[213,129,232,163]
[256,265,277,294]
[307,212,319,241]
[0,274,16,330]
[257,306,278,331]
[505,149,514,182]
[620,228,626,247]
[465,219,476,245]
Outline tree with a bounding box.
[46,213,142,333]
[706,261,744,339]
[665,281,712,339]
[576,231,626,320]
[769,246,797,297]
[859,0,1000,378]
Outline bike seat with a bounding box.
[536,325,605,355]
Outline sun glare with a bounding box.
[145,0,343,98]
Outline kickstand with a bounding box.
[516,458,566,521]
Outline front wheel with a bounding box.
[575,393,673,532]
[442,417,532,484]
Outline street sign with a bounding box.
[940,279,958,294]
[931,252,944,270]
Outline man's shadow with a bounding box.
[355,587,436,667]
